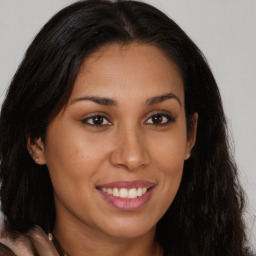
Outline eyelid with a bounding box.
[81,112,112,126]
[144,110,176,125]
[144,110,173,119]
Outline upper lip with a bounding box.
[97,180,156,189]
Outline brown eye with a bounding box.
[146,113,175,126]
[82,115,111,126]
[151,114,163,124]
[92,116,104,125]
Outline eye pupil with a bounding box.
[93,116,103,125]
[152,114,163,124]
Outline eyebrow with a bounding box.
[70,96,117,106]
[146,93,181,107]
[70,93,181,107]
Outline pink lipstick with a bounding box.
[97,180,155,211]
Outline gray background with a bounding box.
[0,0,255,250]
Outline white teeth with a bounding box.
[119,188,128,198]
[113,188,119,197]
[101,187,148,198]
[107,188,113,195]
[129,188,137,199]
[137,187,143,197]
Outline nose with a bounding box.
[110,126,150,171]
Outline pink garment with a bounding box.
[0,226,59,256]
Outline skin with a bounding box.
[29,43,197,256]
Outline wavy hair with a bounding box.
[0,0,251,255]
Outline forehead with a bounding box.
[70,43,184,104]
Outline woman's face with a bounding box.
[33,43,197,239]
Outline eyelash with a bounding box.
[81,112,175,127]
[145,112,176,126]
[82,114,111,126]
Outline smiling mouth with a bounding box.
[96,180,155,210]
[99,187,149,199]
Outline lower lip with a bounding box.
[98,188,155,211]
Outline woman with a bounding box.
[0,0,252,255]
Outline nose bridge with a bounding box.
[110,122,149,171]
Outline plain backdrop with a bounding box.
[0,0,255,250]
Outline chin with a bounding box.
[101,220,157,240]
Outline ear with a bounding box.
[27,136,46,165]
[185,112,198,160]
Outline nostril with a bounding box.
[110,152,149,171]
[109,130,150,171]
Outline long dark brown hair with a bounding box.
[0,0,251,255]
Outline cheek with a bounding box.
[158,145,184,195]
[150,127,187,205]
[43,123,106,191]
[153,150,184,218]
[151,126,187,171]
[43,127,106,218]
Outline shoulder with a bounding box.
[0,224,35,256]
[0,225,59,256]
[0,242,17,256]
[0,234,35,256]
